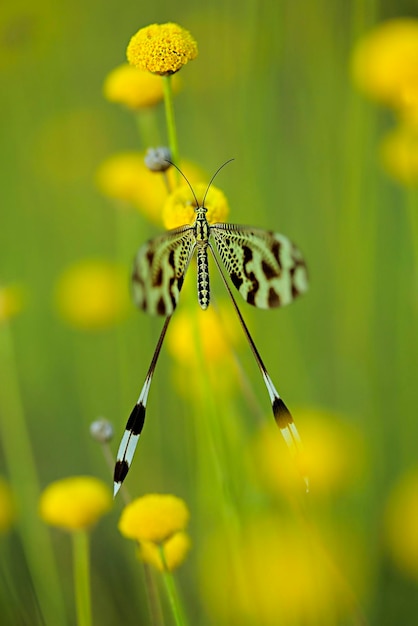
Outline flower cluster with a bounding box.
[127,23,198,75]
[103,64,181,110]
[351,18,418,185]
[54,259,130,330]
[39,476,112,531]
[119,494,191,571]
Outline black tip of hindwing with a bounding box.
[114,460,130,484]
[272,396,293,429]
[126,403,146,436]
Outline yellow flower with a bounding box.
[166,302,240,397]
[39,476,112,531]
[139,531,191,572]
[127,23,198,75]
[380,124,418,186]
[163,183,229,229]
[385,467,418,579]
[118,494,189,543]
[54,259,130,330]
[252,409,366,496]
[96,152,145,205]
[96,152,205,224]
[200,517,356,625]
[0,477,15,533]
[351,19,418,111]
[0,284,25,323]
[167,302,239,365]
[103,63,180,109]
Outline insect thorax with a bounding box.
[194,205,210,243]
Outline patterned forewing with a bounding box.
[211,224,308,308]
[132,226,195,315]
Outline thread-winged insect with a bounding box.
[114,161,308,496]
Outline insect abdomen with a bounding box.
[197,245,210,309]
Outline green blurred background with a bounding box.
[1,0,417,624]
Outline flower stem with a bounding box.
[135,109,162,148]
[159,545,187,626]
[72,530,92,626]
[162,76,180,179]
[0,321,67,625]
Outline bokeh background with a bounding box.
[1,0,417,624]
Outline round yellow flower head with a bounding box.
[103,64,180,109]
[200,517,351,624]
[0,478,15,534]
[167,304,240,366]
[139,531,191,572]
[54,259,130,330]
[167,303,240,398]
[39,476,112,531]
[0,284,25,323]
[163,183,229,229]
[351,19,418,110]
[96,152,147,204]
[252,409,365,496]
[380,124,418,186]
[127,23,198,75]
[118,493,189,543]
[96,152,206,224]
[385,467,418,579]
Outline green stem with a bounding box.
[162,76,180,177]
[406,186,418,279]
[143,562,165,626]
[135,109,162,148]
[0,321,67,625]
[159,545,187,626]
[72,530,92,626]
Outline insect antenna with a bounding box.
[202,158,234,207]
[166,159,235,208]
[165,160,199,208]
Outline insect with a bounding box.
[114,162,308,496]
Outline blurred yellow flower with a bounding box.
[252,409,366,496]
[0,284,24,323]
[96,152,146,205]
[200,517,349,625]
[54,259,130,330]
[96,152,205,224]
[163,183,229,229]
[0,477,15,533]
[39,476,112,531]
[118,493,189,543]
[103,64,180,109]
[385,467,418,579]
[167,303,239,366]
[351,19,418,112]
[166,301,241,398]
[139,531,191,572]
[380,124,418,186]
[127,23,198,75]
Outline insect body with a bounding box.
[114,168,308,496]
